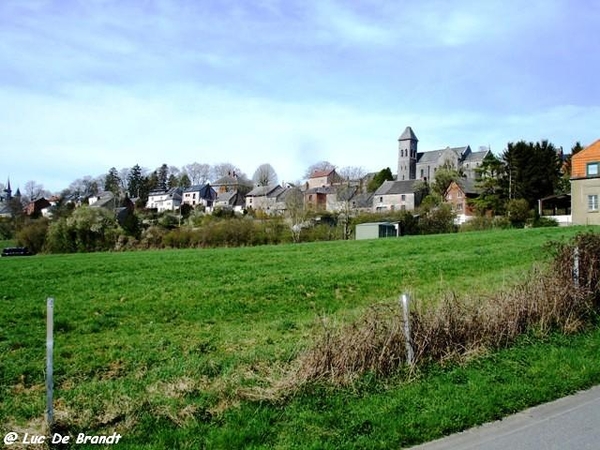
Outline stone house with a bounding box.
[372,180,423,212]
[571,139,600,225]
[214,191,245,213]
[307,169,343,190]
[245,185,285,213]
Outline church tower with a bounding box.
[397,126,418,180]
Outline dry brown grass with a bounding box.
[289,231,600,387]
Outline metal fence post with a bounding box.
[46,297,54,430]
[400,293,414,366]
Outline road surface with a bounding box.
[410,385,600,450]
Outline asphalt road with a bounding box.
[410,385,600,450]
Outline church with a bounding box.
[372,127,489,213]
[396,126,489,182]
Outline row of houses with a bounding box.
[4,127,599,228]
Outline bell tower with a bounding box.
[397,126,418,180]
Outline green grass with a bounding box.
[1,226,599,448]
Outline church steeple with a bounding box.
[3,178,12,201]
[397,126,418,180]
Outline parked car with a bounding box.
[1,247,33,257]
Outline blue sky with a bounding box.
[1,0,599,193]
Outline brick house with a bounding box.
[571,139,600,225]
[444,179,480,224]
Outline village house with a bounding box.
[214,190,245,213]
[146,188,182,212]
[444,179,480,225]
[372,180,424,212]
[306,169,343,190]
[245,185,286,213]
[571,139,600,225]
[182,184,217,209]
[211,172,253,195]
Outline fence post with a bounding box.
[46,297,54,430]
[573,246,580,288]
[400,293,414,366]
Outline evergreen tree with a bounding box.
[157,164,169,191]
[179,173,192,188]
[470,153,506,215]
[502,140,561,208]
[367,167,394,192]
[104,167,121,196]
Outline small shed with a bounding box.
[355,222,400,240]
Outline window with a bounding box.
[401,194,406,201]
[587,163,599,177]
[588,195,599,212]
[457,191,463,199]
[379,196,383,203]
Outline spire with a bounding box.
[3,178,12,200]
[399,126,418,142]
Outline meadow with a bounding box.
[1,226,599,449]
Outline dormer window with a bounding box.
[587,162,599,177]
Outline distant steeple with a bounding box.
[3,178,12,201]
[397,126,418,181]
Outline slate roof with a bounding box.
[416,146,471,164]
[399,126,418,142]
[184,183,216,200]
[455,178,480,195]
[351,192,374,208]
[216,191,237,203]
[374,180,419,196]
[336,185,358,202]
[247,185,283,197]
[464,150,490,163]
[305,186,336,195]
[90,192,115,208]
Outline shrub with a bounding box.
[459,216,511,232]
[418,203,456,235]
[16,219,49,253]
[506,199,531,228]
[530,216,559,228]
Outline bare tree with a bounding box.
[68,176,101,199]
[304,161,336,179]
[285,186,308,243]
[24,180,45,200]
[211,162,246,181]
[183,162,211,185]
[252,163,278,187]
[338,166,366,182]
[118,167,130,193]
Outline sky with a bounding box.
[1,0,599,194]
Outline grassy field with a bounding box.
[1,226,599,448]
